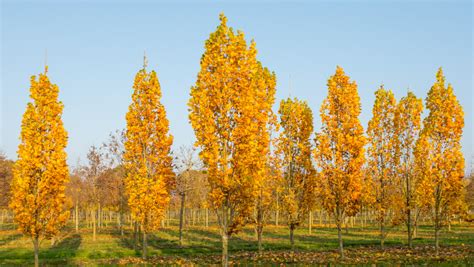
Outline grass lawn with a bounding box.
[0,222,472,265]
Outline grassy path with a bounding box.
[0,223,472,265]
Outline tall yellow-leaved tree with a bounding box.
[252,65,277,253]
[367,86,398,249]
[394,91,423,248]
[124,62,174,259]
[188,14,275,266]
[314,66,366,258]
[415,68,464,255]
[10,67,69,267]
[276,98,316,251]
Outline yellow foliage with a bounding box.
[367,86,398,225]
[124,67,174,233]
[10,67,69,241]
[314,66,365,224]
[393,91,423,230]
[188,13,276,237]
[415,68,465,229]
[276,98,316,228]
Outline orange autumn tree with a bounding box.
[10,67,69,267]
[415,68,464,255]
[252,65,277,253]
[254,144,280,252]
[124,61,174,259]
[276,98,316,251]
[394,91,423,248]
[367,86,399,249]
[188,14,275,266]
[314,66,365,258]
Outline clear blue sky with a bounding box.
[1,1,472,170]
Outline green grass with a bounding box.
[0,222,472,265]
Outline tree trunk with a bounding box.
[98,203,101,229]
[133,221,138,251]
[142,231,148,259]
[205,208,209,228]
[86,210,89,228]
[138,222,142,243]
[256,203,264,253]
[179,193,186,246]
[222,232,229,267]
[435,225,440,256]
[289,225,295,251]
[257,226,263,253]
[75,202,79,233]
[336,207,344,259]
[0,209,4,227]
[308,211,312,234]
[275,194,279,226]
[407,208,413,248]
[167,208,171,227]
[337,223,344,258]
[119,189,124,236]
[92,209,97,241]
[434,185,441,256]
[33,237,39,267]
[380,219,385,250]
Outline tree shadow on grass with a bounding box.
[110,229,139,255]
[0,233,22,246]
[45,233,82,260]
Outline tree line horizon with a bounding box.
[4,13,468,267]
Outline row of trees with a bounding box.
[5,14,469,267]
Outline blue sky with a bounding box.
[1,1,472,170]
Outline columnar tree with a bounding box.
[415,68,464,255]
[394,91,423,247]
[254,150,279,252]
[276,98,316,251]
[67,170,85,233]
[10,67,69,267]
[102,129,127,236]
[174,145,201,246]
[252,64,277,253]
[84,145,107,241]
[124,63,174,259]
[188,14,275,266]
[0,153,13,220]
[314,66,366,258]
[367,86,398,249]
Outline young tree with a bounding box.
[466,171,474,214]
[124,62,174,259]
[415,68,465,255]
[10,67,69,267]
[254,149,279,253]
[314,66,366,258]
[102,129,127,235]
[276,98,316,251]
[67,170,85,233]
[367,86,398,249]
[394,91,423,248]
[84,145,107,241]
[188,14,275,266]
[0,152,13,224]
[174,145,201,246]
[252,64,277,253]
